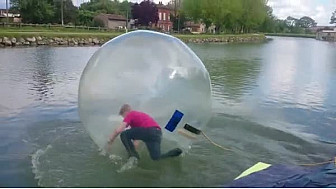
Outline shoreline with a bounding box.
[0,33,266,48]
[265,33,315,38]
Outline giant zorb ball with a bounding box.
[79,30,212,157]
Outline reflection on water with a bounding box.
[29,48,56,102]
[191,43,263,103]
[190,38,336,141]
[0,37,336,187]
[260,37,330,111]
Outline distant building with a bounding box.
[185,21,206,34]
[308,26,336,33]
[0,9,21,23]
[94,14,127,29]
[316,27,336,41]
[155,1,173,32]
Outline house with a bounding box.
[316,27,336,41]
[94,14,127,29]
[185,21,206,34]
[0,9,21,23]
[155,1,173,32]
[308,26,335,33]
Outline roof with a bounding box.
[95,14,126,22]
[321,30,336,33]
[156,2,173,10]
[185,21,203,27]
[320,28,336,33]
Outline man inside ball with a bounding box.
[107,104,183,160]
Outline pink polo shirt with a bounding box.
[123,111,161,129]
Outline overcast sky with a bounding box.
[1,0,335,26]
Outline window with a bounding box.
[168,14,170,21]
[159,12,162,21]
[163,13,166,21]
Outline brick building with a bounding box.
[156,2,173,32]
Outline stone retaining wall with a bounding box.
[0,35,266,47]
[0,36,108,47]
[181,35,266,43]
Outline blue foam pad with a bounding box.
[165,110,184,132]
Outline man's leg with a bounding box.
[145,141,183,160]
[120,127,157,159]
[145,141,161,160]
[120,131,140,159]
[143,128,183,160]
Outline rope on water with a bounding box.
[201,131,233,152]
[297,157,336,167]
[200,131,336,167]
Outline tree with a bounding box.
[170,11,187,31]
[182,0,203,22]
[11,0,55,23]
[80,0,115,14]
[53,0,78,24]
[285,16,298,27]
[77,0,130,26]
[331,10,336,25]
[238,0,267,33]
[118,0,132,19]
[259,5,278,32]
[297,16,317,28]
[182,0,267,33]
[131,0,158,27]
[77,9,95,26]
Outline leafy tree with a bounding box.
[118,0,132,19]
[77,0,131,26]
[182,0,266,33]
[297,16,316,28]
[131,0,158,26]
[331,10,336,25]
[79,0,119,14]
[170,11,187,31]
[53,0,78,24]
[182,0,203,22]
[77,9,95,26]
[11,0,55,23]
[238,0,267,33]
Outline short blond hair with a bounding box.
[119,104,131,115]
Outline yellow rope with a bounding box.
[200,131,335,167]
[297,159,335,166]
[201,131,233,152]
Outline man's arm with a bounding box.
[108,122,128,144]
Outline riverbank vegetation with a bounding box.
[0,27,265,42]
[8,0,331,36]
[182,0,320,35]
[0,24,266,47]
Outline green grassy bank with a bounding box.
[265,33,316,38]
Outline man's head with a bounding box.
[119,104,131,118]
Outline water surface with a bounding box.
[0,37,335,187]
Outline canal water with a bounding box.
[0,37,335,187]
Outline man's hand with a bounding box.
[107,122,128,146]
[108,133,115,144]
